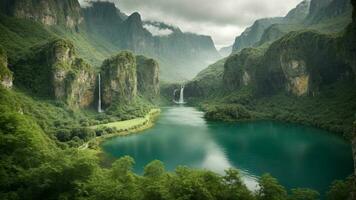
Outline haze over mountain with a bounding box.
[79,0,304,48]
[0,0,356,199]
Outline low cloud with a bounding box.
[79,0,302,47]
[143,24,173,36]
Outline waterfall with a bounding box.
[178,85,185,104]
[98,73,103,113]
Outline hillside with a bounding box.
[0,0,220,81]
[184,1,356,136]
[231,0,352,53]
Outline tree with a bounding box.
[142,160,166,200]
[222,168,255,200]
[257,174,288,200]
[289,188,320,200]
[326,178,353,200]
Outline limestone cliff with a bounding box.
[136,55,160,101]
[101,51,137,108]
[0,0,83,28]
[232,17,284,52]
[223,48,264,91]
[258,31,351,96]
[0,47,13,88]
[12,39,96,108]
[119,12,155,55]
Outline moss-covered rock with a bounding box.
[257,30,351,96]
[12,39,96,108]
[223,48,264,91]
[0,0,83,28]
[0,47,13,88]
[101,51,137,108]
[136,55,159,101]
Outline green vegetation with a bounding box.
[0,0,355,199]
[200,80,356,137]
[92,109,160,133]
[0,46,12,81]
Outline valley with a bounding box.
[0,0,355,199]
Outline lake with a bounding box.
[102,106,354,194]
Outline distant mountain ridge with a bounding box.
[232,0,352,53]
[82,1,221,81]
[0,0,220,81]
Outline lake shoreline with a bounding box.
[79,109,161,150]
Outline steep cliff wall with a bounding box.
[0,0,83,28]
[101,51,137,108]
[223,48,264,91]
[232,17,284,52]
[232,0,352,53]
[257,31,351,96]
[0,47,13,88]
[136,55,160,101]
[11,39,96,108]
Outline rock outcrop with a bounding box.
[81,1,220,81]
[223,48,264,91]
[136,55,160,101]
[232,0,352,53]
[12,39,96,108]
[0,0,83,28]
[232,17,284,52]
[258,31,351,96]
[101,51,137,108]
[0,47,13,88]
[280,59,309,96]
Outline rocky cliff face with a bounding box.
[136,55,160,101]
[257,31,351,96]
[82,1,124,45]
[119,13,155,55]
[81,2,219,81]
[101,51,137,108]
[232,0,352,53]
[12,39,96,108]
[47,40,96,108]
[232,17,284,52]
[0,0,83,28]
[191,30,353,98]
[0,47,13,88]
[285,0,311,23]
[305,0,351,24]
[223,48,264,91]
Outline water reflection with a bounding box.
[102,106,353,194]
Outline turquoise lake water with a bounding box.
[102,106,354,194]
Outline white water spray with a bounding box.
[178,85,185,104]
[173,85,185,104]
[98,73,103,113]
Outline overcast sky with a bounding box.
[80,0,302,49]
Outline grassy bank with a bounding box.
[80,109,160,149]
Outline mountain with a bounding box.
[284,0,311,23]
[232,17,284,52]
[231,0,352,53]
[0,0,83,28]
[0,0,219,81]
[81,2,220,81]
[182,0,356,136]
[219,46,233,57]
